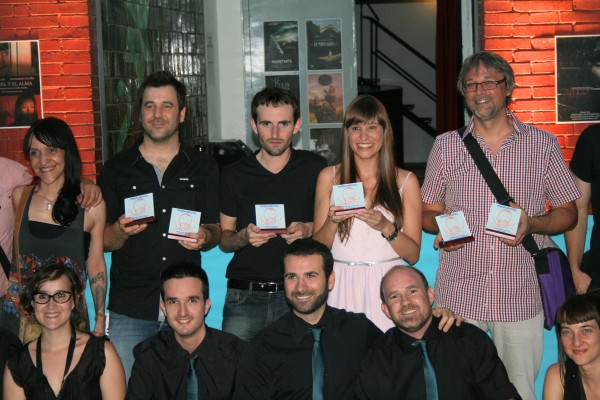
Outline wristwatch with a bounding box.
[381,223,399,242]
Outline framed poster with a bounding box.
[306,19,342,70]
[308,72,343,124]
[264,21,299,72]
[310,127,341,165]
[265,75,300,102]
[555,35,600,123]
[0,40,42,128]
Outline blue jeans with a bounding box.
[108,311,168,382]
[221,288,289,341]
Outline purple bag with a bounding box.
[533,247,576,330]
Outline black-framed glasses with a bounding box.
[33,291,73,304]
[463,78,506,93]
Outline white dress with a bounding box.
[328,171,411,331]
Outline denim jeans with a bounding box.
[221,288,289,341]
[108,311,168,382]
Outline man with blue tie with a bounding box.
[233,238,382,399]
[127,262,244,399]
[355,265,520,400]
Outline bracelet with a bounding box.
[95,311,106,320]
[381,223,399,242]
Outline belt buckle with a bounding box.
[257,281,279,293]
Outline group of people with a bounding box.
[0,49,598,399]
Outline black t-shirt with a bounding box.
[99,141,220,320]
[220,149,326,281]
[570,124,600,282]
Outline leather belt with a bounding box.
[333,256,403,267]
[227,279,284,293]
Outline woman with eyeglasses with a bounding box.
[1,117,107,340]
[3,263,126,399]
[543,291,600,400]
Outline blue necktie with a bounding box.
[412,340,438,400]
[310,327,325,400]
[187,355,198,400]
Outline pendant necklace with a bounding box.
[46,200,53,211]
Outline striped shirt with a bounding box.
[421,110,580,321]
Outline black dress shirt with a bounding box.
[233,306,382,400]
[127,327,244,400]
[355,317,521,400]
[99,140,220,320]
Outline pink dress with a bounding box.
[328,171,411,332]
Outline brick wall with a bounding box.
[0,0,101,180]
[482,0,600,161]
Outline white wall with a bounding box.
[204,0,246,142]
[356,2,436,163]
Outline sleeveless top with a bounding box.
[564,359,586,400]
[7,335,106,400]
[3,189,89,325]
[330,167,412,264]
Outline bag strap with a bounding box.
[13,185,33,290]
[0,245,10,280]
[458,127,541,256]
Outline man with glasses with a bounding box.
[421,51,580,400]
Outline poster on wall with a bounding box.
[264,21,299,72]
[0,40,42,129]
[308,72,343,124]
[265,75,300,102]
[310,127,341,165]
[555,35,600,123]
[306,19,342,70]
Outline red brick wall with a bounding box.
[0,0,101,180]
[482,0,600,162]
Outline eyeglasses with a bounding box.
[463,78,506,93]
[33,291,73,304]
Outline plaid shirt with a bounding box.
[421,110,581,321]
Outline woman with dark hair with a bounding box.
[3,263,125,399]
[313,95,422,330]
[9,93,38,127]
[543,291,600,399]
[2,117,107,339]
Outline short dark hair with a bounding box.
[555,291,600,376]
[21,262,87,332]
[160,261,209,300]
[457,51,515,106]
[282,238,333,279]
[251,87,300,124]
[138,70,187,111]
[379,265,429,303]
[24,117,82,226]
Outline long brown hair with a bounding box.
[337,95,402,242]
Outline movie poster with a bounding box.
[264,21,299,72]
[306,19,342,70]
[307,72,343,124]
[265,75,300,102]
[0,40,42,129]
[310,127,341,165]
[556,35,600,123]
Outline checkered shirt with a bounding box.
[421,110,581,321]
